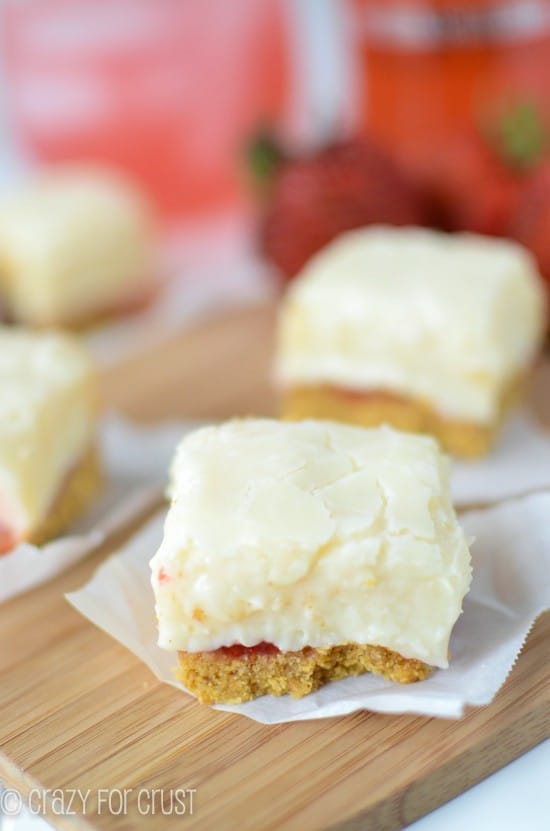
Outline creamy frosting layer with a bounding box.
[0,166,154,325]
[276,227,546,422]
[0,328,97,538]
[151,419,472,668]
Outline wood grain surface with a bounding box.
[0,303,549,831]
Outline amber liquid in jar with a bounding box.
[353,0,550,178]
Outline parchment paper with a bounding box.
[66,491,550,722]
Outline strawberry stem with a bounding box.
[485,101,548,170]
[247,129,286,192]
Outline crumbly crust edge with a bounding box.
[281,377,524,458]
[28,445,102,547]
[176,643,432,705]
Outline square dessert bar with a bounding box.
[0,328,100,554]
[276,227,546,457]
[151,419,471,704]
[0,166,155,328]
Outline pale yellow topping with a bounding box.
[151,419,472,668]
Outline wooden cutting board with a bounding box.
[0,303,549,831]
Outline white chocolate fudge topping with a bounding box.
[0,328,96,540]
[151,419,471,668]
[276,227,546,422]
[0,166,155,325]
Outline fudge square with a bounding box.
[151,419,471,704]
[0,166,155,327]
[277,227,545,457]
[0,328,100,554]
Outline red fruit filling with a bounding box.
[157,567,170,584]
[214,642,281,659]
[0,523,17,556]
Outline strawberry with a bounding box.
[253,136,425,280]
[510,162,550,285]
[428,102,548,236]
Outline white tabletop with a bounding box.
[407,739,549,831]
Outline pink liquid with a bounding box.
[2,0,290,219]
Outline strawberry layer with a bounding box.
[0,522,17,556]
[183,642,282,660]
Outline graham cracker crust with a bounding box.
[28,446,102,546]
[177,642,431,705]
[57,280,159,331]
[281,378,524,458]
[0,280,158,331]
